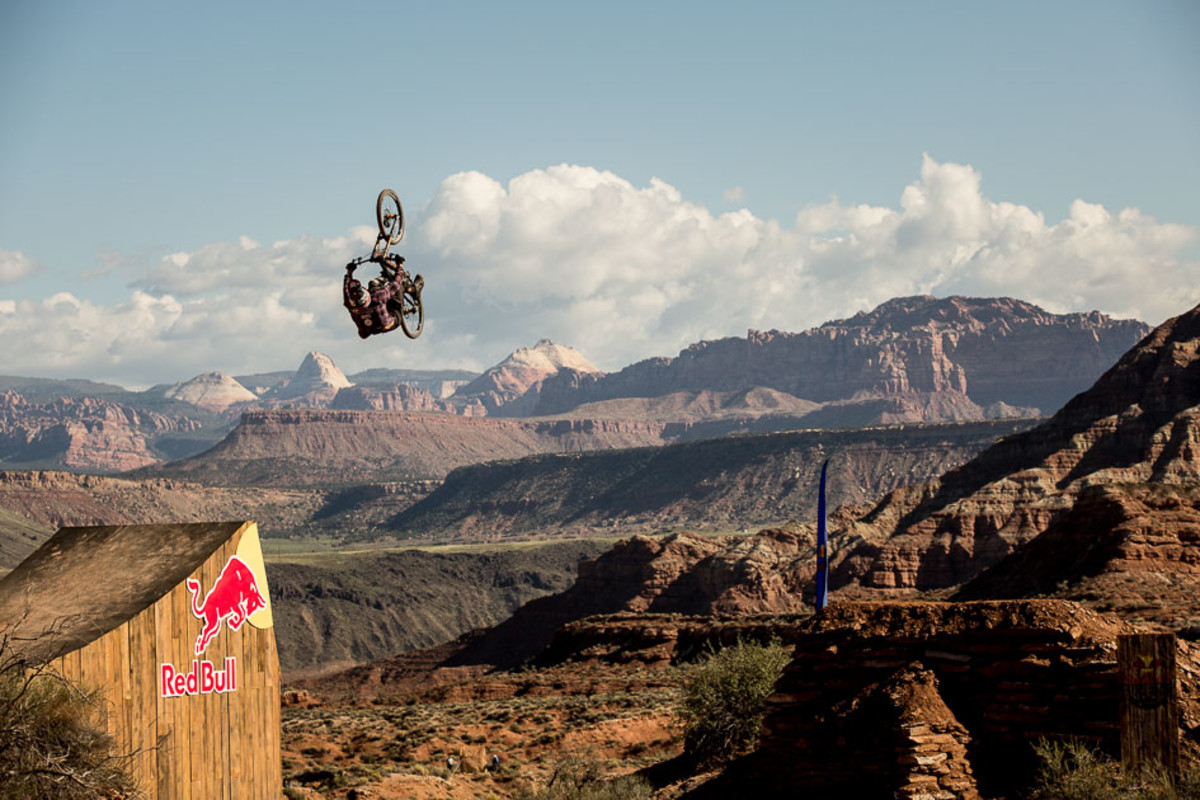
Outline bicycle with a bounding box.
[344,189,423,339]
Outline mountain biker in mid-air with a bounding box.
[342,189,424,340]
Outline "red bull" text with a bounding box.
[160,658,238,698]
[187,555,267,656]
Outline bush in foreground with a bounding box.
[1028,739,1200,800]
[678,639,789,767]
[518,757,652,800]
[0,643,134,799]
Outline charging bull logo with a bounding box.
[187,555,267,656]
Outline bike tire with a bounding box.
[376,189,405,245]
[399,287,423,339]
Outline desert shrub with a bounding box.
[0,649,135,799]
[677,639,789,766]
[517,757,652,800]
[1027,739,1200,800]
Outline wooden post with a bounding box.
[1118,632,1179,778]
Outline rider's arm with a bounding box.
[344,272,366,308]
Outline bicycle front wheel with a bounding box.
[376,189,405,245]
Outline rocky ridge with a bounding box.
[0,298,1148,476]
[955,482,1200,629]
[533,296,1148,422]
[826,300,1200,592]
[389,420,1030,541]
[267,540,608,677]
[138,410,682,487]
[440,531,818,670]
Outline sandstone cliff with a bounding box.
[329,383,445,412]
[955,482,1200,630]
[533,296,1148,422]
[830,300,1200,591]
[137,409,680,486]
[0,390,204,472]
[349,368,477,399]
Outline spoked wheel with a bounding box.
[398,285,423,339]
[376,189,404,245]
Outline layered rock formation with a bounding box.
[349,368,477,399]
[522,601,1200,796]
[533,296,1148,423]
[753,601,1131,798]
[955,483,1200,629]
[138,409,680,486]
[0,390,202,472]
[329,383,444,412]
[443,529,847,669]
[827,301,1200,591]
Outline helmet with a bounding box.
[368,276,386,293]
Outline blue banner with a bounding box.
[816,458,829,612]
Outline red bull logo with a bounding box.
[160,658,238,698]
[186,555,267,656]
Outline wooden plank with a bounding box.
[247,620,263,796]
[78,633,109,733]
[1119,632,1180,777]
[128,606,158,798]
[110,626,132,771]
[263,626,282,796]
[226,586,245,799]
[154,591,175,800]
[172,580,194,800]
[191,554,214,800]
[212,542,230,800]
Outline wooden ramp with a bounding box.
[0,521,281,799]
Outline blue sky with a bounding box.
[1,1,1198,386]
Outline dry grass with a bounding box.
[281,665,684,798]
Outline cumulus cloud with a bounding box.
[0,156,1196,386]
[0,250,39,284]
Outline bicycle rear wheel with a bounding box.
[399,286,423,339]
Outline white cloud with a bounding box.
[1,156,1197,387]
[0,250,38,284]
[724,186,745,203]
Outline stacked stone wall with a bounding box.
[758,601,1124,797]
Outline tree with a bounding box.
[677,639,790,766]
